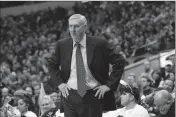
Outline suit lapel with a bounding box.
[86,36,95,65]
[65,38,73,74]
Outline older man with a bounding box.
[48,14,125,117]
[153,90,175,117]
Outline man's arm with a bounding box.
[47,42,64,90]
[94,39,125,99]
[105,41,125,90]
[47,42,71,98]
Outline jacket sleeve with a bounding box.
[47,42,64,90]
[104,40,125,90]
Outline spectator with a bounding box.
[140,76,154,97]
[160,60,173,80]
[167,72,175,82]
[126,72,138,88]
[40,95,59,117]
[103,81,150,117]
[139,60,154,82]
[162,79,174,93]
[17,95,37,117]
[33,84,41,116]
[1,87,10,99]
[49,91,62,109]
[33,83,41,97]
[1,87,10,107]
[151,70,162,88]
[25,86,35,105]
[153,90,175,117]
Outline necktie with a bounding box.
[76,43,87,97]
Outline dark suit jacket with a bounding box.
[47,36,125,111]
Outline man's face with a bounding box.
[154,98,171,115]
[25,87,33,95]
[2,88,9,97]
[69,18,86,42]
[127,76,135,86]
[144,62,150,71]
[34,85,40,96]
[50,92,58,103]
[17,99,28,114]
[165,65,171,72]
[152,72,159,80]
[141,78,149,89]
[169,73,175,81]
[163,80,174,93]
[120,92,131,106]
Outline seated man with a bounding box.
[140,76,154,97]
[126,73,138,88]
[153,90,175,117]
[103,80,149,117]
[162,79,175,93]
[139,60,154,82]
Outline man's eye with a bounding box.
[75,25,79,28]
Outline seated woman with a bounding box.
[40,95,64,117]
[17,95,37,117]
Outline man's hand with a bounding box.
[93,85,110,99]
[58,83,71,98]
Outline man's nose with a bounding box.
[72,27,76,32]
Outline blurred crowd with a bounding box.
[116,59,175,117]
[0,1,175,117]
[75,1,175,57]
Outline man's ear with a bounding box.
[84,25,88,32]
[26,103,29,108]
[130,94,135,101]
[166,100,173,106]
[84,25,87,29]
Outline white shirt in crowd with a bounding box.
[55,109,64,117]
[24,111,37,117]
[103,104,150,117]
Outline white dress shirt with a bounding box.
[102,104,150,117]
[67,34,100,90]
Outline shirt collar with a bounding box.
[73,34,86,48]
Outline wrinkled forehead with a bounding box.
[69,18,86,26]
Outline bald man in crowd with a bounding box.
[153,90,175,117]
[48,14,125,117]
[1,87,10,106]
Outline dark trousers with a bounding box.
[62,89,102,117]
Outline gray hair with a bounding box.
[68,14,87,26]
